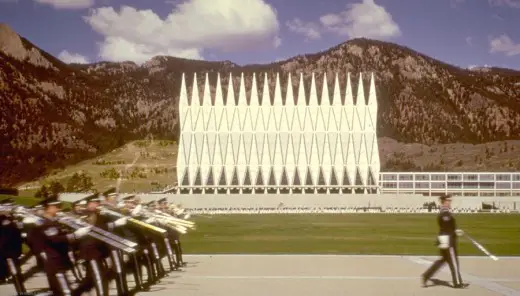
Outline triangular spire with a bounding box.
[215,73,224,106]
[227,73,235,106]
[191,73,200,106]
[286,73,294,106]
[263,72,270,105]
[321,73,330,106]
[297,72,305,105]
[203,72,211,106]
[356,73,365,105]
[345,72,353,105]
[250,73,259,107]
[273,72,283,106]
[332,73,341,106]
[238,72,247,106]
[368,72,377,106]
[180,73,188,106]
[309,72,318,106]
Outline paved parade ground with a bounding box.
[2,254,519,296]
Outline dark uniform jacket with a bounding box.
[438,206,457,247]
[37,218,75,273]
[0,215,23,259]
[78,211,111,261]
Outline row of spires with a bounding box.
[179,72,378,107]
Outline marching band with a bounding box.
[0,192,194,296]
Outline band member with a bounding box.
[106,195,156,289]
[75,195,114,296]
[35,197,92,296]
[21,204,47,280]
[133,201,166,279]
[158,198,186,268]
[0,198,25,293]
[422,194,468,289]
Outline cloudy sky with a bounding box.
[0,0,519,69]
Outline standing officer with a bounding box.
[422,194,469,289]
[36,197,92,296]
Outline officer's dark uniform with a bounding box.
[422,194,468,289]
[100,196,153,290]
[36,198,84,296]
[75,196,112,296]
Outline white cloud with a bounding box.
[286,18,321,41]
[83,0,281,64]
[489,0,520,8]
[58,50,89,64]
[319,0,401,39]
[489,34,520,56]
[465,36,473,46]
[34,0,94,9]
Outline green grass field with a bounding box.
[182,214,520,256]
[3,196,518,256]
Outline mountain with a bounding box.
[1,23,520,187]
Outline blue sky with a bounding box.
[0,0,519,69]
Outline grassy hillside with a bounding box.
[18,139,178,194]
[17,138,520,194]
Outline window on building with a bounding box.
[382,174,397,181]
[462,182,478,189]
[399,174,413,181]
[496,182,511,189]
[496,174,511,181]
[382,182,397,188]
[512,182,520,189]
[447,182,462,189]
[415,174,430,181]
[463,174,478,181]
[479,174,495,181]
[513,174,520,181]
[415,182,429,189]
[447,174,462,181]
[398,182,414,188]
[431,174,446,181]
[479,182,495,189]
[430,182,446,189]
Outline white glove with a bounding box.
[144,217,156,224]
[455,229,464,237]
[114,217,128,227]
[14,207,25,214]
[21,233,27,238]
[131,205,142,217]
[74,226,92,238]
[438,235,450,249]
[116,202,125,208]
[22,216,39,224]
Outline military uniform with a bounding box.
[75,198,112,296]
[36,198,91,296]
[422,195,468,289]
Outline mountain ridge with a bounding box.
[1,23,520,187]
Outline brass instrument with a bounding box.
[98,204,168,237]
[135,204,195,234]
[4,205,137,254]
[60,212,138,251]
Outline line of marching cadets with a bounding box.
[0,192,196,296]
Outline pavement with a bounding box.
[1,255,519,296]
